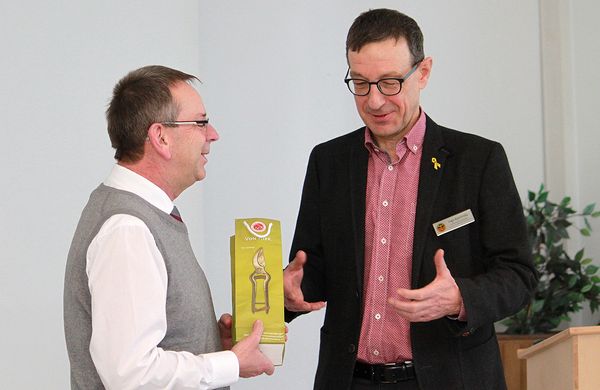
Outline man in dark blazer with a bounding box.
[283,9,538,390]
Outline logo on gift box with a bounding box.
[244,220,273,239]
[251,222,266,232]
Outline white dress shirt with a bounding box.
[86,164,238,389]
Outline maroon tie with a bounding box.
[170,206,183,222]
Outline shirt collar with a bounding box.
[364,109,427,155]
[103,164,174,214]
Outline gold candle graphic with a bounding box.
[250,247,271,313]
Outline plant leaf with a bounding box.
[583,203,596,215]
[567,274,578,288]
[585,265,599,275]
[531,300,544,313]
[560,197,572,207]
[581,284,593,293]
[581,258,593,265]
[585,218,592,231]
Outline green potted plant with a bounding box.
[497,184,600,389]
[501,184,600,334]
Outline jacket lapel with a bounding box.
[412,116,449,287]
[349,130,368,295]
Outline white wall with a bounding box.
[566,0,600,327]
[0,1,203,388]
[537,0,600,329]
[8,0,598,389]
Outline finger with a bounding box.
[265,363,275,375]
[387,298,421,322]
[388,297,438,322]
[388,296,420,313]
[387,296,404,310]
[307,301,326,311]
[289,300,326,312]
[250,320,264,343]
[433,249,449,276]
[395,287,427,301]
[288,250,307,271]
[252,319,264,334]
[295,250,306,262]
[218,313,233,328]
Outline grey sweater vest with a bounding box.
[64,184,222,389]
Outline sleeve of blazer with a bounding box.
[285,146,328,322]
[454,142,538,332]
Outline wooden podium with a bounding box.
[517,326,600,390]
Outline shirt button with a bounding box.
[412,145,418,151]
[373,350,380,356]
[380,238,387,245]
[388,165,394,171]
[375,313,381,320]
[382,200,389,207]
[378,275,384,282]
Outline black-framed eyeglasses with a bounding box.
[161,119,209,128]
[344,61,422,96]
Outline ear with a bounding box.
[146,123,172,160]
[417,56,433,89]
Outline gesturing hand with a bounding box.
[387,249,463,322]
[231,320,275,378]
[283,250,326,312]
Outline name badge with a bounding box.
[433,209,475,236]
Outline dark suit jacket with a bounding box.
[286,116,538,390]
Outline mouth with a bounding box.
[370,112,391,121]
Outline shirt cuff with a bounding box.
[447,301,467,321]
[203,350,239,388]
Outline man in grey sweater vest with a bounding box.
[64,65,274,389]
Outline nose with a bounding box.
[205,124,220,142]
[366,86,386,110]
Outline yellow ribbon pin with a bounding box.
[432,157,441,170]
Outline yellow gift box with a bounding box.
[230,218,285,365]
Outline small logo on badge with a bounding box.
[436,223,446,233]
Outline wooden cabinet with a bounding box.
[498,333,549,390]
